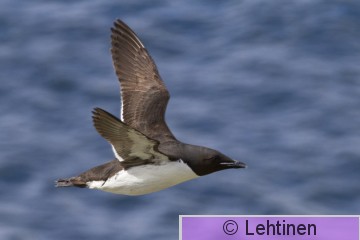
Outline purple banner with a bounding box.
[181,216,359,240]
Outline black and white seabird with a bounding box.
[56,20,246,195]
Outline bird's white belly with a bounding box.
[87,160,199,195]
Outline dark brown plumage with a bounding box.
[92,107,169,169]
[56,159,122,187]
[111,20,175,143]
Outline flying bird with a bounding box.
[56,20,246,195]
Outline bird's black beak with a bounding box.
[220,160,247,168]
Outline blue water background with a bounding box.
[1,0,360,239]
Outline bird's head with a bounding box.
[180,144,246,176]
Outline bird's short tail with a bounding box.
[55,177,87,188]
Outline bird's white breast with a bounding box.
[87,160,198,195]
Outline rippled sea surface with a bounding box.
[1,0,360,239]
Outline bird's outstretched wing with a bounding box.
[92,108,169,168]
[111,19,176,143]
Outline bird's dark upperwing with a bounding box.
[111,19,176,143]
[92,108,169,168]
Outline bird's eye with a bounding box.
[205,155,219,161]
